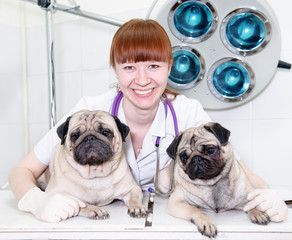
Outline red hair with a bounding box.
[110,19,173,69]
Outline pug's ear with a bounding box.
[167,134,183,160]
[57,116,71,145]
[112,115,130,142]
[204,122,231,146]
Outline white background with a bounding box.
[0,0,291,190]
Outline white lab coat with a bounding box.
[34,88,211,190]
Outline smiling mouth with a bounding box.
[134,89,153,95]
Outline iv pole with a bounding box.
[22,0,124,128]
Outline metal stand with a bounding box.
[45,9,56,128]
[22,0,124,128]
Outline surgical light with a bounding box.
[227,13,265,50]
[221,9,271,56]
[168,46,205,89]
[155,0,284,110]
[168,0,218,43]
[208,58,255,102]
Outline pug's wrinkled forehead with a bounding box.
[177,128,215,152]
[71,110,115,130]
[67,111,119,145]
[180,122,231,148]
[57,110,130,145]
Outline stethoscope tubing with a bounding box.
[111,91,178,196]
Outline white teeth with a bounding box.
[134,89,153,95]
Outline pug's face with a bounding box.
[167,122,232,181]
[57,110,129,166]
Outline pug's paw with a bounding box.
[191,215,217,238]
[128,205,147,218]
[79,204,110,220]
[247,208,271,225]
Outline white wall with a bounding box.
[0,0,24,186]
[1,0,292,190]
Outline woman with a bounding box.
[9,19,288,223]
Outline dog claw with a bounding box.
[128,207,147,218]
[247,208,271,225]
[198,225,217,238]
[96,210,110,220]
[198,224,217,238]
[79,205,110,220]
[191,218,217,238]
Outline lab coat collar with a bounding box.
[119,97,166,145]
[117,99,140,182]
[138,99,166,159]
[118,98,166,167]
[150,99,167,139]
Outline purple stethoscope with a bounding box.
[111,91,179,196]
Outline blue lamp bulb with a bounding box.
[226,13,266,50]
[213,62,250,98]
[174,2,212,38]
[169,50,201,86]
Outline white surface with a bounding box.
[1,0,292,191]
[0,190,291,240]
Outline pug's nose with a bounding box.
[84,135,97,143]
[192,156,203,164]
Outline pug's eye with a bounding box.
[70,132,80,143]
[179,151,188,165]
[204,145,218,157]
[101,129,114,139]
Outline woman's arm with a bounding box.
[239,160,269,189]
[8,150,48,200]
[239,160,288,222]
[8,150,85,222]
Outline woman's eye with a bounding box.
[124,66,135,70]
[149,64,159,69]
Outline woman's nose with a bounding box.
[135,68,151,86]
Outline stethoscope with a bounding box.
[111,91,178,196]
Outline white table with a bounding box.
[0,190,291,239]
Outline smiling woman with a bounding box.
[8,18,288,224]
[113,61,170,112]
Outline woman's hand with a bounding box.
[18,187,86,222]
[243,189,288,222]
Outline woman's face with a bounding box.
[114,61,171,111]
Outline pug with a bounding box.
[38,110,146,220]
[166,122,270,238]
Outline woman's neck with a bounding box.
[122,98,159,128]
[122,97,160,158]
